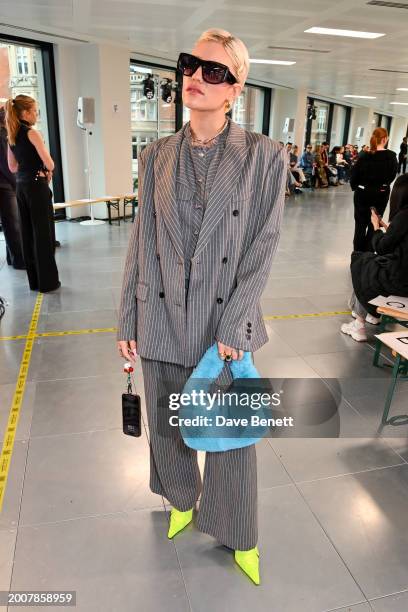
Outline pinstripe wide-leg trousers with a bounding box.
[140,357,258,550]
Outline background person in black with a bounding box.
[5,95,60,293]
[350,127,398,252]
[0,107,24,270]
[341,174,408,341]
[398,136,407,174]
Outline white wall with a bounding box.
[348,106,374,148]
[389,116,408,154]
[270,89,298,144]
[54,42,132,219]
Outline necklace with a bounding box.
[190,118,228,146]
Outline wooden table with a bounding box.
[53,193,138,225]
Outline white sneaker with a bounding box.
[341,319,367,342]
[365,313,381,325]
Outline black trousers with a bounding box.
[0,181,25,269]
[16,178,60,292]
[353,186,390,252]
[398,156,407,174]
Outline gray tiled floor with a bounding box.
[1,186,408,611]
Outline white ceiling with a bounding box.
[2,0,408,117]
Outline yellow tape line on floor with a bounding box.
[0,313,353,342]
[0,293,43,512]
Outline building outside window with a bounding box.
[0,42,49,149]
[129,63,176,187]
[182,83,264,133]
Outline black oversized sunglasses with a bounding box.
[177,52,237,85]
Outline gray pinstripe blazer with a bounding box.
[117,118,287,367]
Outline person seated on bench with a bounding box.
[341,174,408,341]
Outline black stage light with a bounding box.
[161,78,173,103]
[143,74,155,99]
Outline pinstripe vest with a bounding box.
[117,118,287,367]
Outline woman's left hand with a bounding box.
[371,210,381,230]
[217,341,244,361]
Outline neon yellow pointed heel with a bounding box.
[234,546,260,585]
[167,507,193,539]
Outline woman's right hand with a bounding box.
[117,340,137,363]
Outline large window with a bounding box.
[305,97,351,148]
[183,84,265,133]
[0,37,63,206]
[129,62,177,186]
[129,60,271,187]
[0,42,49,150]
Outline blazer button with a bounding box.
[156,254,160,260]
[247,328,252,334]
[232,209,239,216]
[246,334,251,340]
[247,322,252,327]
[159,291,165,298]
[216,297,223,304]
[153,211,156,218]
[222,257,228,264]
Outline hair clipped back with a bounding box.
[195,28,250,86]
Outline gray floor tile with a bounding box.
[20,428,157,525]
[303,348,392,380]
[0,339,42,384]
[30,373,146,437]
[11,509,190,612]
[369,590,408,611]
[0,440,28,531]
[268,435,403,483]
[35,333,120,381]
[37,308,117,333]
[299,464,408,599]
[174,485,364,612]
[0,528,16,591]
[43,286,115,313]
[269,317,372,356]
[256,438,292,490]
[261,296,319,316]
[253,354,320,378]
[0,382,36,441]
[325,604,371,612]
[255,326,298,359]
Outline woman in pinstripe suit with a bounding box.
[117,28,287,585]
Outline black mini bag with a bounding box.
[122,365,141,437]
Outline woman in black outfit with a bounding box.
[341,174,408,342]
[398,136,407,175]
[350,127,398,252]
[0,107,25,269]
[5,95,60,293]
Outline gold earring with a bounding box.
[225,100,231,112]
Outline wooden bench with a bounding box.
[53,193,138,225]
[373,305,408,368]
[374,329,408,425]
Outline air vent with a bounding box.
[267,45,330,54]
[367,1,408,8]
[370,68,408,74]
[0,23,89,43]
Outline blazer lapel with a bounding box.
[193,120,247,259]
[154,126,187,260]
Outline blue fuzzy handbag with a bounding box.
[178,343,270,452]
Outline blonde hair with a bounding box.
[195,28,250,86]
[4,94,36,145]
